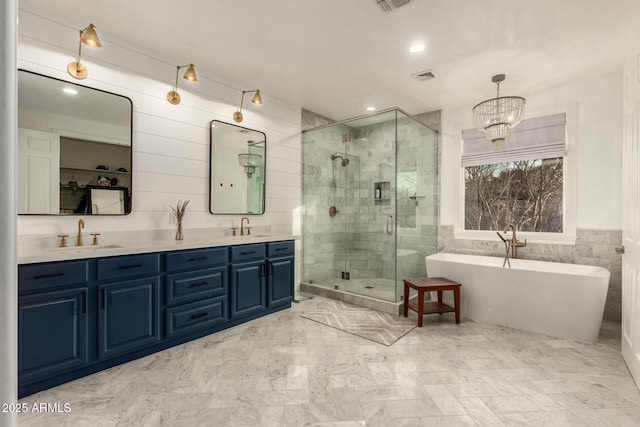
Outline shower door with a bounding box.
[301,123,351,290]
[341,111,398,301]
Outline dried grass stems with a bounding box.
[169,200,190,222]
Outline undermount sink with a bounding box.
[225,234,271,240]
[48,244,124,254]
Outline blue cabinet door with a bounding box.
[98,277,160,360]
[230,261,266,318]
[268,256,294,307]
[19,288,88,384]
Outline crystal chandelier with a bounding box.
[472,74,526,144]
[238,153,262,177]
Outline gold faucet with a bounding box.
[503,224,527,258]
[77,219,85,246]
[240,217,249,236]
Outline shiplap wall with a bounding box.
[17,8,302,237]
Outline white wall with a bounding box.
[440,71,623,230]
[17,8,302,237]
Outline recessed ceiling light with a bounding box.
[366,106,376,112]
[409,43,425,54]
[63,87,78,95]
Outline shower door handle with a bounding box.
[386,214,393,235]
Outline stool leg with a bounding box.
[403,282,409,318]
[417,289,424,327]
[454,287,460,324]
[438,290,443,316]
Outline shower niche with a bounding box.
[373,181,390,205]
[301,108,439,304]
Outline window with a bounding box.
[464,158,563,232]
[456,111,576,243]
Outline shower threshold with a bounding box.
[300,281,404,315]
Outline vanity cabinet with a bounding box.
[18,239,295,398]
[267,241,295,307]
[230,244,267,319]
[18,261,90,384]
[165,247,229,339]
[18,287,89,384]
[97,254,161,360]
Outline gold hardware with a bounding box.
[67,23,102,80]
[57,234,69,248]
[167,64,198,105]
[77,219,85,246]
[329,206,339,217]
[231,227,238,236]
[503,224,527,258]
[240,217,250,235]
[246,227,252,236]
[233,90,263,123]
[90,233,101,246]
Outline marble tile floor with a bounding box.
[18,296,640,427]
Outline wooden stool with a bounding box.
[403,277,461,327]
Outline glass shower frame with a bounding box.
[301,108,438,303]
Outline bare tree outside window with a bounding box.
[464,158,563,232]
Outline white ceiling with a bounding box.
[19,0,640,121]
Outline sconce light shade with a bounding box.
[80,23,102,48]
[167,63,198,105]
[67,23,102,80]
[234,89,263,123]
[251,90,263,105]
[182,64,198,82]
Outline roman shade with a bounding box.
[461,113,566,167]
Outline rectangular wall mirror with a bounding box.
[18,69,133,215]
[210,120,266,215]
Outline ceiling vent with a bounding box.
[376,0,410,12]
[411,69,437,81]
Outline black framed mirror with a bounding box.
[17,69,133,215]
[210,120,266,215]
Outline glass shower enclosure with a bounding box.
[301,108,439,303]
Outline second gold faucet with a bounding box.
[240,217,250,236]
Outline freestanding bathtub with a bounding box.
[425,253,610,342]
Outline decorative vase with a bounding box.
[175,221,183,240]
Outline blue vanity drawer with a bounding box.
[97,253,160,282]
[165,296,227,339]
[19,261,89,292]
[166,266,227,306]
[230,243,266,262]
[268,241,294,257]
[166,247,227,272]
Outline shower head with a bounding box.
[331,153,349,166]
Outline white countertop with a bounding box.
[18,234,298,265]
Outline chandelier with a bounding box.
[238,153,262,177]
[472,74,526,144]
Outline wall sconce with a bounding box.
[233,90,263,123]
[167,64,198,105]
[67,23,102,80]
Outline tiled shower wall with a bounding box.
[437,226,623,321]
